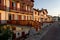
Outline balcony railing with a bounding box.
[9,7,33,14]
[0,4,33,14]
[7,20,41,29]
[0,4,6,11]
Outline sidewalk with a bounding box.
[40,23,54,40]
[25,23,54,40]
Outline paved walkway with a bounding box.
[25,22,60,40]
[25,23,54,40]
[41,22,60,40]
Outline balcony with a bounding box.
[7,20,41,29]
[0,5,33,14]
[9,7,33,15]
[9,7,20,13]
[20,9,33,15]
[0,4,6,11]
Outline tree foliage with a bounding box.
[58,17,60,22]
[0,25,13,40]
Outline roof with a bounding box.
[33,8,39,11]
[31,0,34,2]
[33,8,48,14]
[39,9,48,13]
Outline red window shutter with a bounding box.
[1,0,4,5]
[18,15,21,20]
[13,14,14,20]
[10,0,12,9]
[30,16,31,20]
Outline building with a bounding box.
[0,0,34,23]
[0,0,42,39]
[38,8,48,22]
[38,9,53,28]
[33,8,53,29]
[0,0,53,39]
[47,15,53,22]
[33,8,41,22]
[33,8,52,23]
[33,8,53,26]
[52,16,58,22]
[39,9,53,23]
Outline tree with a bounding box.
[0,25,13,40]
[58,17,60,21]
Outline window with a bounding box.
[21,5,24,10]
[17,3,20,9]
[0,0,1,3]
[27,16,30,20]
[24,16,26,20]
[28,16,30,20]
[45,18,47,20]
[9,14,11,20]
[18,15,21,20]
[22,16,24,20]
[30,16,31,20]
[26,5,28,11]
[27,6,31,11]
[18,32,20,35]
[11,14,14,20]
[41,18,43,21]
[28,6,30,11]
[35,12,36,14]
[12,2,14,7]
[38,12,40,15]
[38,18,39,21]
[12,2,16,9]
[22,5,24,9]
[27,16,28,20]
[35,18,36,21]
[41,18,43,19]
[43,11,45,15]
[9,14,14,20]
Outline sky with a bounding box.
[34,0,60,16]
